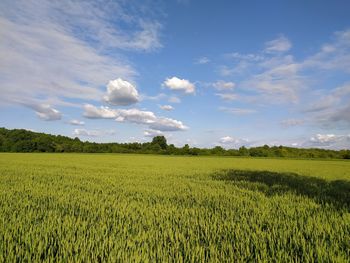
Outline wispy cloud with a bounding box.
[212,81,235,91]
[159,105,174,111]
[195,56,210,64]
[264,36,292,53]
[219,107,256,115]
[73,128,115,137]
[280,119,304,128]
[215,93,238,101]
[68,120,85,126]
[0,0,162,114]
[25,103,62,121]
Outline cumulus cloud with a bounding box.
[69,119,85,126]
[104,78,140,106]
[29,104,62,121]
[144,129,164,137]
[219,136,235,144]
[148,117,187,131]
[73,128,115,137]
[83,104,188,131]
[213,81,235,91]
[83,104,117,119]
[159,105,174,111]
[163,77,195,94]
[265,36,292,53]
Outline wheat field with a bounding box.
[0,153,349,262]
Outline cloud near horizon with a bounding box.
[83,104,188,132]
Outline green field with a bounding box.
[1,153,349,262]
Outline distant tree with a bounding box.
[0,135,4,151]
[166,144,177,155]
[212,146,225,155]
[182,144,190,155]
[0,127,349,158]
[239,146,249,156]
[151,136,167,150]
[35,136,54,152]
[189,147,200,156]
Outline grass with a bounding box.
[0,153,349,262]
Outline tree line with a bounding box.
[0,127,349,159]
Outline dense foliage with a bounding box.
[0,154,349,261]
[1,127,349,159]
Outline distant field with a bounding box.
[0,153,349,262]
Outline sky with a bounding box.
[1,0,350,149]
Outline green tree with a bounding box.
[239,146,249,156]
[151,136,167,150]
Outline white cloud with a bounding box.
[219,30,350,109]
[104,78,140,106]
[215,93,238,101]
[163,77,195,94]
[303,83,350,127]
[303,96,338,113]
[328,105,350,124]
[29,104,62,121]
[242,57,303,104]
[69,119,85,126]
[141,93,166,101]
[280,119,304,127]
[83,104,188,131]
[73,128,115,137]
[219,107,256,115]
[220,53,265,76]
[144,129,164,137]
[83,104,117,119]
[304,134,350,149]
[219,136,235,144]
[302,29,350,73]
[219,66,237,77]
[0,0,162,113]
[265,36,292,53]
[195,56,210,64]
[225,52,264,61]
[213,81,235,91]
[159,105,174,111]
[148,117,187,131]
[168,96,181,103]
[218,136,250,148]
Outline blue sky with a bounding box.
[1,0,350,149]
